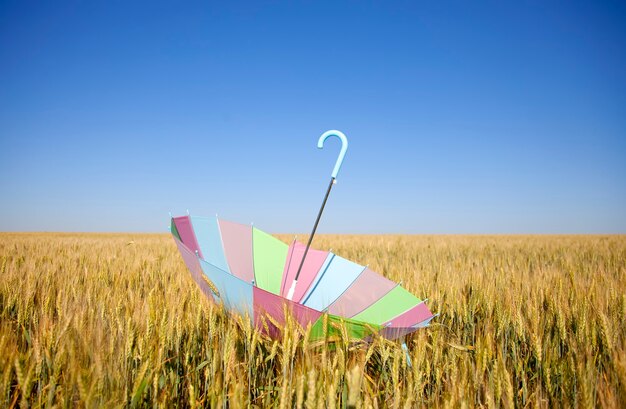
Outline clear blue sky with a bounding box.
[1,1,625,233]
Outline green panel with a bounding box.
[171,220,181,241]
[309,314,381,341]
[352,286,421,325]
[252,228,288,295]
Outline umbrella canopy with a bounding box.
[171,214,435,340]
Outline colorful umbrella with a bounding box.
[170,130,435,340]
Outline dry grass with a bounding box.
[1,232,625,407]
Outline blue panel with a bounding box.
[191,216,231,273]
[302,255,365,312]
[199,259,254,318]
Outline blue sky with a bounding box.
[1,1,625,233]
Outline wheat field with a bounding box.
[0,233,625,408]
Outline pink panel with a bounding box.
[327,268,396,318]
[218,219,254,283]
[253,287,322,337]
[173,237,214,301]
[173,216,203,258]
[383,301,433,328]
[279,241,329,302]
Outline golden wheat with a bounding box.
[0,233,625,407]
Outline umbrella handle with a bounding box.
[318,130,348,180]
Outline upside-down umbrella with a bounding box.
[171,130,435,341]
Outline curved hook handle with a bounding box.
[317,130,348,179]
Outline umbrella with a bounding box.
[170,130,435,340]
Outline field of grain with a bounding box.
[1,233,625,408]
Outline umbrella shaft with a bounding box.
[294,177,335,281]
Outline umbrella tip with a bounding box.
[186,209,190,215]
[402,342,412,368]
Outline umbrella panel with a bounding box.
[252,228,288,295]
[191,216,230,274]
[218,219,255,283]
[301,255,365,312]
[326,267,397,318]
[351,286,423,325]
[280,241,330,302]
[253,287,322,338]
